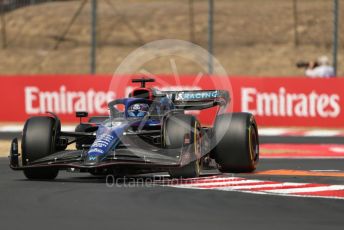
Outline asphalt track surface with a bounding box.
[0,156,343,230]
[1,134,343,229]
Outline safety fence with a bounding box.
[0,0,343,76]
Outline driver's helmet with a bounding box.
[127,103,149,118]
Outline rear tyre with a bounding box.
[22,116,59,180]
[213,113,259,173]
[164,114,201,178]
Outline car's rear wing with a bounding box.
[163,90,230,110]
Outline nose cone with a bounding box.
[84,123,128,165]
[84,155,100,166]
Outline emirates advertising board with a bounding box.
[0,75,342,127]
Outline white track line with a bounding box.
[173,179,264,187]
[0,125,23,132]
[329,147,344,153]
[256,128,291,136]
[231,189,344,200]
[218,182,306,190]
[304,130,342,137]
[0,125,76,132]
[263,185,344,194]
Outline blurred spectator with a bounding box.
[304,56,335,78]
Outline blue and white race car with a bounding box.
[10,78,259,180]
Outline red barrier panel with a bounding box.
[230,77,342,127]
[0,75,113,122]
[0,75,343,127]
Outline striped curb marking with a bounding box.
[155,175,344,200]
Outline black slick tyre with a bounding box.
[164,114,201,178]
[21,116,59,180]
[213,113,259,173]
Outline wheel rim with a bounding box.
[249,125,259,163]
[194,121,202,176]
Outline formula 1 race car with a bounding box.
[9,78,259,180]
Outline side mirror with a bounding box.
[76,111,88,118]
[76,111,88,123]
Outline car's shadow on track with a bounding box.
[14,172,222,185]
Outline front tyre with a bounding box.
[22,116,59,180]
[213,113,259,173]
[24,168,59,180]
[164,114,201,178]
[168,160,201,179]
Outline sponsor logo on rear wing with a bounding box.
[164,90,230,108]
